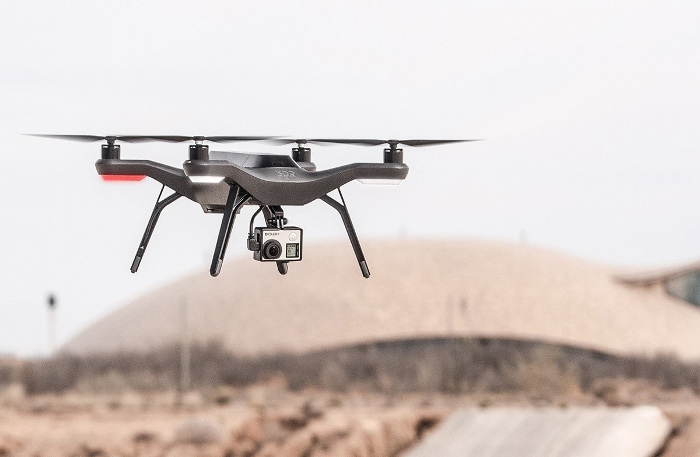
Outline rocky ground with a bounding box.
[1,385,700,457]
[0,387,448,457]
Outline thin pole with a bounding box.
[180,296,191,393]
[447,296,454,335]
[447,295,458,392]
[460,296,468,334]
[47,294,57,355]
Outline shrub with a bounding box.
[18,337,700,397]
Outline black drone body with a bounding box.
[33,135,475,278]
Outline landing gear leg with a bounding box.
[321,188,370,278]
[210,186,250,277]
[131,185,181,273]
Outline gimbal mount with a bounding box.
[241,188,370,278]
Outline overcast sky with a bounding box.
[1,1,699,356]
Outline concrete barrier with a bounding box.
[404,406,671,457]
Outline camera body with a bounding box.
[251,226,303,262]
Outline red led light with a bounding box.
[100,175,146,182]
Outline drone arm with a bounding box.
[96,159,198,201]
[131,186,182,273]
[320,189,370,279]
[210,186,250,277]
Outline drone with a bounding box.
[32,135,475,278]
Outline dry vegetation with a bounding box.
[11,337,700,398]
[3,338,700,456]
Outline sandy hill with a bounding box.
[64,239,700,360]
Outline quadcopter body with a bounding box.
[33,135,474,278]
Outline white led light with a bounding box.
[189,175,225,184]
[358,178,404,185]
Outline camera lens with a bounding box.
[262,240,282,260]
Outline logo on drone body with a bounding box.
[277,170,297,179]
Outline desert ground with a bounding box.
[2,383,700,457]
[0,386,448,457]
[6,336,700,456]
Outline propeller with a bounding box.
[27,134,159,144]
[308,139,480,147]
[27,134,281,144]
[135,135,281,144]
[267,138,319,147]
[267,138,480,164]
[269,138,480,147]
[29,135,478,147]
[265,139,317,162]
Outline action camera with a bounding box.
[251,227,303,262]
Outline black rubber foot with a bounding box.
[210,259,223,277]
[360,260,370,278]
[130,256,142,273]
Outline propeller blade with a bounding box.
[309,139,387,146]
[265,138,318,146]
[27,134,165,143]
[27,134,186,143]
[28,134,282,143]
[288,139,481,147]
[125,135,192,143]
[399,139,481,147]
[133,135,281,143]
[204,135,280,143]
[27,134,110,142]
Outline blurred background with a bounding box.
[1,0,698,356]
[1,1,700,456]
